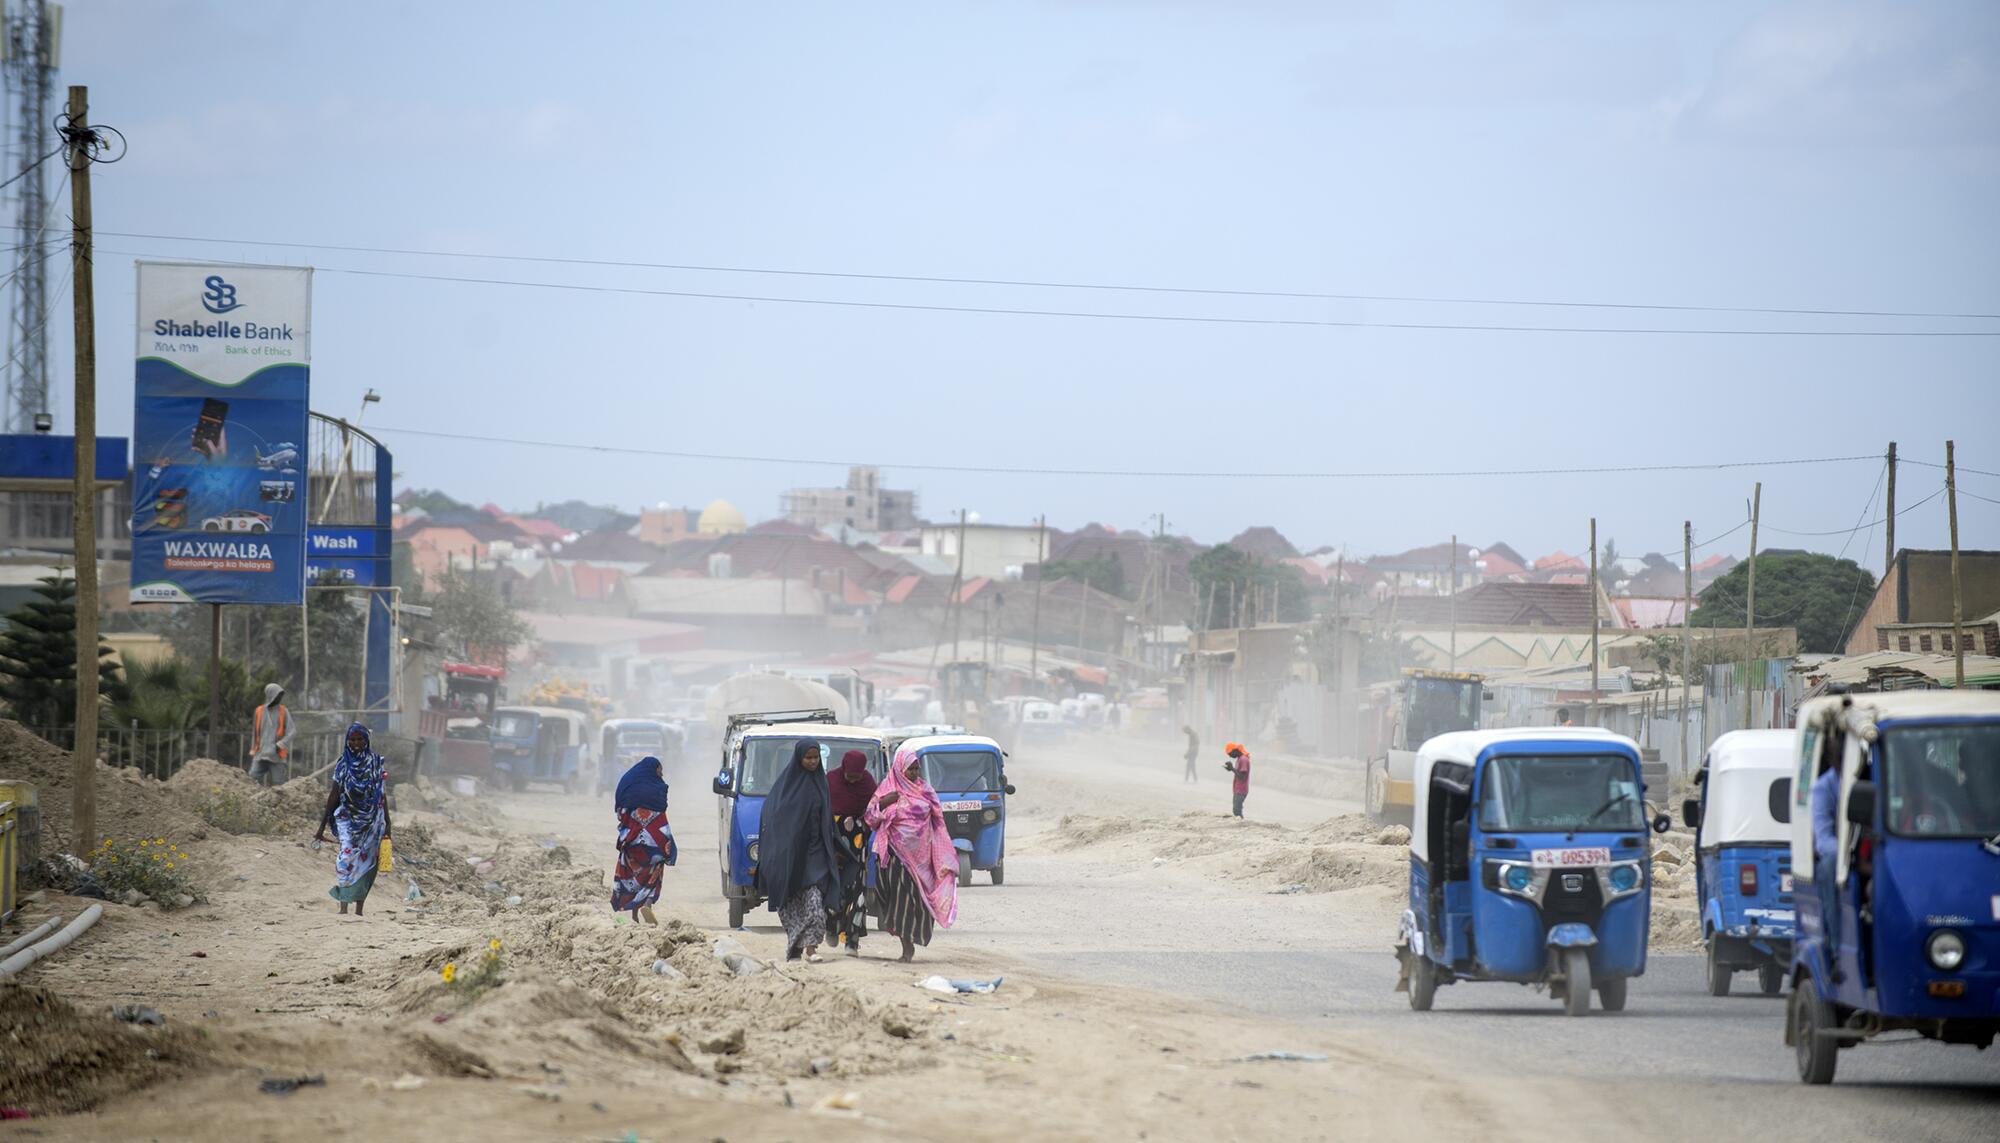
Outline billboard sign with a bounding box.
[307,525,391,587]
[129,263,312,604]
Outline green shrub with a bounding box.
[92,836,198,906]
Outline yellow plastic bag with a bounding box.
[379,837,394,873]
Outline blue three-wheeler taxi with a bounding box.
[898,734,1015,886]
[1684,729,1797,996]
[1397,728,1671,1016]
[1787,691,2000,1084]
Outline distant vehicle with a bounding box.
[900,734,1016,886]
[1397,727,1672,1017]
[490,705,592,793]
[254,443,298,471]
[1683,729,1796,997]
[1367,669,1488,826]
[598,717,675,795]
[200,508,271,534]
[710,708,885,929]
[422,662,505,780]
[1787,691,2000,1084]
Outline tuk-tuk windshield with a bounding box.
[1479,754,1643,832]
[739,737,884,795]
[492,712,535,739]
[1883,723,2000,839]
[923,749,1002,792]
[613,729,666,751]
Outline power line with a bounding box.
[361,424,1881,480]
[1904,457,2000,479]
[92,227,2000,322]
[1959,487,2000,508]
[94,249,2000,339]
[1760,485,1945,537]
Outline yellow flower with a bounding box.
[441,962,457,984]
[164,862,174,870]
[489,939,501,951]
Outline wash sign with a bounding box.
[129,262,313,605]
[307,525,391,587]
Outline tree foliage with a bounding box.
[1691,551,1875,654]
[1187,544,1312,628]
[0,575,124,729]
[416,565,533,663]
[1041,555,1125,598]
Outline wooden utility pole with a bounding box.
[1333,553,1346,755]
[1948,440,1963,687]
[1680,521,1693,786]
[1448,534,1458,672]
[948,508,968,663]
[1884,441,1897,573]
[66,85,98,851]
[1744,483,1761,728]
[206,604,222,757]
[1588,517,1599,720]
[1028,514,1046,688]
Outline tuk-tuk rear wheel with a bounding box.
[1408,954,1436,1011]
[989,861,1004,886]
[1759,963,1785,996]
[1706,941,1733,997]
[956,853,973,888]
[728,896,746,929]
[1562,949,1592,1017]
[1597,976,1627,1012]
[1793,977,1839,1084]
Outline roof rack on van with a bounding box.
[725,708,839,734]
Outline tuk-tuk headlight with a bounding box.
[1927,929,1966,972]
[747,840,759,863]
[1608,863,1641,894]
[1502,863,1532,893]
[982,809,999,824]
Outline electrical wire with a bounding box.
[1761,485,1944,537]
[358,424,1883,480]
[0,144,62,195]
[91,249,2000,339]
[1903,458,2000,480]
[1958,487,2000,508]
[89,227,2000,322]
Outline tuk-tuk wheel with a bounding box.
[1758,963,1785,996]
[1562,949,1592,1017]
[728,897,747,929]
[1597,976,1627,1012]
[1793,977,1839,1084]
[1408,955,1436,1012]
[1364,762,1386,825]
[988,861,1005,886]
[1705,942,1733,997]
[956,853,973,888]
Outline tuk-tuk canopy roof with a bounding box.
[898,734,1002,755]
[1411,727,1638,863]
[1799,689,2000,745]
[494,705,590,743]
[1700,730,1794,846]
[601,717,669,732]
[737,722,883,745]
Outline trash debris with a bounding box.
[0,1108,31,1121]
[812,1091,861,1116]
[190,951,207,958]
[111,1005,164,1025]
[517,1086,561,1103]
[1268,884,1308,895]
[259,1074,326,1095]
[809,1056,834,1075]
[504,895,524,908]
[712,936,763,977]
[650,959,685,979]
[917,975,1003,994]
[1238,1051,1328,1063]
[405,880,423,902]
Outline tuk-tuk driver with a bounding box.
[1810,751,1843,977]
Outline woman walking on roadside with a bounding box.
[755,739,843,963]
[316,722,391,918]
[611,755,677,925]
[866,746,959,963]
[825,748,877,955]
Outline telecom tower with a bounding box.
[1,2,59,434]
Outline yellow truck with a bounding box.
[1364,669,1486,826]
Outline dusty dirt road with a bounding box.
[4,726,1993,1140]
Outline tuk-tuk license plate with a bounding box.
[1780,873,1794,894]
[1531,847,1611,868]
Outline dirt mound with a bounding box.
[0,720,210,852]
[0,984,213,1114]
[1244,843,1407,893]
[164,758,325,834]
[1047,811,1287,855]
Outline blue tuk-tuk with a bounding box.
[1397,728,1672,1016]
[490,705,591,793]
[710,709,885,929]
[1787,692,2000,1084]
[899,734,1016,886]
[597,718,674,796]
[1683,729,1796,996]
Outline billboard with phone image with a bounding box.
[130,262,312,604]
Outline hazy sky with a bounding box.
[42,0,2000,567]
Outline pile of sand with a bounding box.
[0,984,212,1115]
[0,720,211,852]
[164,758,327,835]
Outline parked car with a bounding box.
[201,509,271,534]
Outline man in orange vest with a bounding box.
[250,683,294,785]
